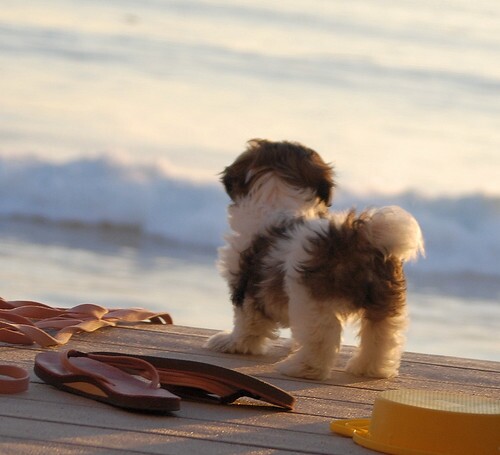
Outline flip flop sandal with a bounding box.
[1,298,172,347]
[36,350,295,410]
[91,351,295,410]
[34,350,181,412]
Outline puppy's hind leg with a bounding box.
[205,298,278,355]
[276,281,342,380]
[346,307,408,378]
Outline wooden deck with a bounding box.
[1,323,499,454]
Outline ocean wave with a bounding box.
[2,13,499,102]
[1,155,499,277]
[0,155,227,248]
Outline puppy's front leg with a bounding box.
[205,299,278,355]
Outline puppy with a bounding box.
[205,139,424,380]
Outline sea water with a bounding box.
[1,0,499,361]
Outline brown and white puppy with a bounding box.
[205,139,424,380]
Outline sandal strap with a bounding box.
[61,350,160,389]
[0,364,30,394]
[84,353,243,401]
[104,308,173,325]
[0,298,52,310]
[156,370,237,398]
[0,297,173,347]
[3,305,66,320]
[0,311,37,326]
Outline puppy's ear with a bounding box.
[319,164,335,207]
[219,142,258,200]
[220,168,233,199]
[297,150,335,207]
[219,168,228,191]
[317,176,334,207]
[219,161,249,201]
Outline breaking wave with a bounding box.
[1,155,499,277]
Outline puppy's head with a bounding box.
[221,139,335,206]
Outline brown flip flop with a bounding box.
[1,298,172,348]
[35,350,295,410]
[34,350,181,412]
[92,351,295,410]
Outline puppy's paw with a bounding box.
[345,356,399,379]
[204,331,268,355]
[276,355,330,381]
[205,331,238,353]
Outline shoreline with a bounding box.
[1,218,499,362]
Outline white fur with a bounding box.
[363,206,425,262]
[345,308,408,378]
[218,176,324,288]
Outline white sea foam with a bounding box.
[1,155,499,278]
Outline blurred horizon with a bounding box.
[2,0,500,196]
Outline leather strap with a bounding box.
[0,364,29,394]
[0,297,172,347]
[64,350,161,390]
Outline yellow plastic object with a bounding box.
[331,389,500,455]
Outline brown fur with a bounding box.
[232,211,406,325]
[230,219,303,318]
[221,139,335,207]
[298,210,407,322]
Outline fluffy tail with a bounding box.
[363,206,425,262]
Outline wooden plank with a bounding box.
[4,336,500,411]
[66,326,500,393]
[60,324,500,376]
[122,324,500,371]
[1,324,499,455]
[0,416,331,455]
[0,397,369,454]
[3,326,499,404]
[0,383,370,430]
